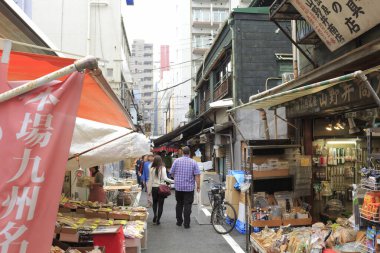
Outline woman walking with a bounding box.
[147,155,174,225]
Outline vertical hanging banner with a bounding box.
[0,72,84,252]
[290,0,380,51]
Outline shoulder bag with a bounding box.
[158,167,171,198]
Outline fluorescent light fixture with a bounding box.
[326,140,357,145]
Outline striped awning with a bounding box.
[228,66,380,112]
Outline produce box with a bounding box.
[125,238,141,253]
[282,213,312,226]
[66,246,105,253]
[252,169,289,179]
[109,212,130,220]
[250,219,282,228]
[84,209,108,219]
[60,232,79,243]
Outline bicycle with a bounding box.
[204,178,237,234]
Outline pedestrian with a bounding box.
[147,155,174,225]
[170,146,201,229]
[88,166,106,203]
[135,156,144,187]
[141,154,153,192]
[163,151,173,177]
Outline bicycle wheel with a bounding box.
[211,202,237,234]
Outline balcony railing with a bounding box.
[214,74,232,101]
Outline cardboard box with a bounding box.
[250,219,282,228]
[226,204,238,218]
[239,192,251,206]
[125,238,141,253]
[226,175,236,191]
[226,189,240,205]
[66,247,105,253]
[282,214,312,226]
[141,226,147,250]
[60,232,79,242]
[60,227,77,234]
[85,209,108,219]
[252,169,289,179]
[59,207,73,213]
[109,212,130,220]
[193,156,201,162]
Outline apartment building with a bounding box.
[190,0,250,94]
[130,40,154,134]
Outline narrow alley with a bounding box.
[139,192,246,253]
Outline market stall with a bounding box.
[0,50,150,253]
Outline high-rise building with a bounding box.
[30,0,137,125]
[190,0,250,95]
[130,40,154,134]
[160,45,170,79]
[13,0,32,18]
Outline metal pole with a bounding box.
[273,20,317,68]
[0,56,97,104]
[68,130,135,160]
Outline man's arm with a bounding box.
[194,162,201,192]
[195,174,200,192]
[170,160,177,177]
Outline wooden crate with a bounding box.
[252,169,289,179]
[66,247,105,253]
[250,219,282,228]
[282,216,312,226]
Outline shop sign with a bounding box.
[290,0,380,51]
[285,72,380,118]
[0,73,84,252]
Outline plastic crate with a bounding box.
[235,220,248,234]
[226,216,234,226]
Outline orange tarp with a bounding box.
[1,51,132,128]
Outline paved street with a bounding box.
[139,191,247,253]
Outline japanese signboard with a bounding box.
[290,0,380,51]
[0,72,84,252]
[285,72,380,118]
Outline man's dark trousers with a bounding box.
[175,190,194,227]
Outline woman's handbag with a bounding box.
[158,167,171,197]
[158,184,171,198]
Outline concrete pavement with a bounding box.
[139,191,247,253]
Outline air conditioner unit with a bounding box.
[282,72,295,83]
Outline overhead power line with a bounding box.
[157,78,192,93]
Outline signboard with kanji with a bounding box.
[290,0,380,51]
[284,72,380,118]
[0,72,84,253]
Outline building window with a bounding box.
[193,35,210,48]
[107,68,113,77]
[193,9,211,22]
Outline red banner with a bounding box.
[0,72,84,252]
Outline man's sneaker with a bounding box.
[184,225,190,229]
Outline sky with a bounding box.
[123,0,178,55]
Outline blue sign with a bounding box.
[126,0,134,5]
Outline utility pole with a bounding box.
[153,82,158,136]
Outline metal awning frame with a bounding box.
[228,65,380,113]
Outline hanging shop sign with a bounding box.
[290,0,380,51]
[285,72,380,118]
[0,73,84,252]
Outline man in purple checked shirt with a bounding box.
[170,146,201,229]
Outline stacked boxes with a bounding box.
[225,175,240,218]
